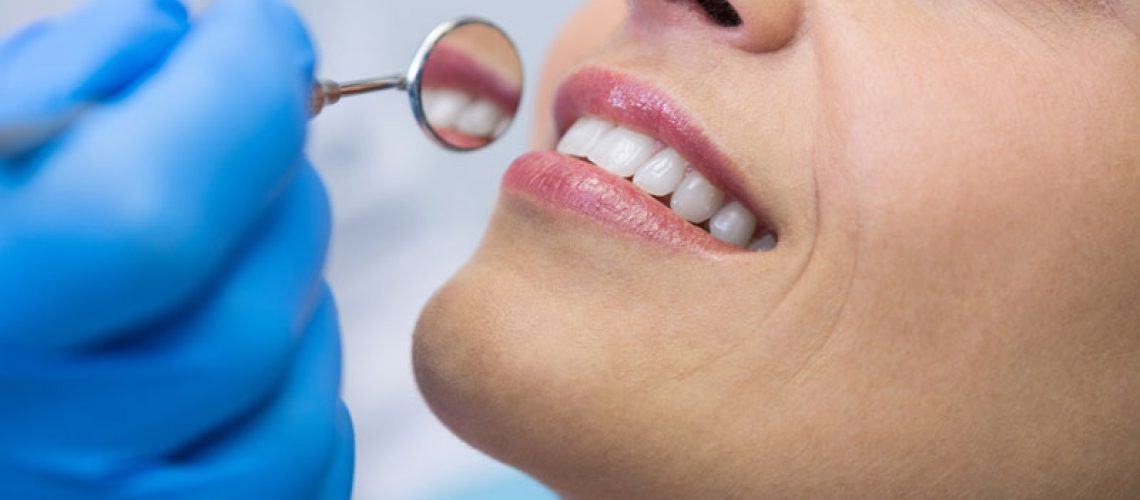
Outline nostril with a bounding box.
[694,0,742,27]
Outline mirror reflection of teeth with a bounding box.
[557,117,777,251]
[422,88,510,138]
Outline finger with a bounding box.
[0,0,189,156]
[313,402,356,500]
[125,291,347,499]
[0,0,318,348]
[0,167,332,462]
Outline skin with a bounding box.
[413,0,1140,498]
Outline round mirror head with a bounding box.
[407,19,523,151]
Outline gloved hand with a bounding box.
[0,0,353,498]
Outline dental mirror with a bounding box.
[312,18,523,152]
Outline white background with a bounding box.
[0,0,580,498]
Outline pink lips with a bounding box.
[501,67,759,253]
[504,151,737,252]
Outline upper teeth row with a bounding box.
[556,118,775,251]
[422,89,510,138]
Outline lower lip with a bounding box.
[501,151,737,254]
[435,128,491,150]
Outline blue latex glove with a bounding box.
[0,0,354,498]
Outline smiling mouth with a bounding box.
[500,67,778,254]
[555,117,775,251]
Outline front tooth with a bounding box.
[632,148,687,196]
[748,233,777,252]
[586,127,657,177]
[557,118,614,158]
[670,171,725,223]
[454,99,504,137]
[424,89,471,129]
[709,201,757,247]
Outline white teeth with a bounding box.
[557,118,614,158]
[586,127,657,177]
[670,171,725,223]
[423,89,471,129]
[709,201,757,248]
[454,99,504,137]
[748,233,777,252]
[632,148,687,196]
[556,117,777,251]
[423,90,507,138]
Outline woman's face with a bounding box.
[414,1,1140,497]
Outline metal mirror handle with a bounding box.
[311,75,406,116]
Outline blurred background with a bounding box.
[0,0,580,498]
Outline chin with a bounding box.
[411,197,629,492]
[411,176,815,499]
[411,211,623,498]
[413,197,726,499]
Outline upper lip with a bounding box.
[422,44,521,115]
[552,65,773,233]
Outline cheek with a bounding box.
[530,0,627,147]
[819,5,1120,243]
[813,3,1140,335]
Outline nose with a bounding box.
[626,0,803,53]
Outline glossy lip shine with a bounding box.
[502,66,768,254]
